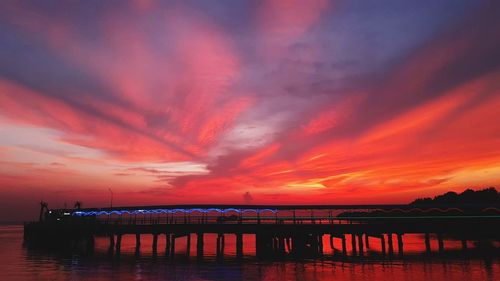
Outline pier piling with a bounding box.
[387,233,394,256]
[165,233,171,257]
[358,234,364,256]
[170,234,176,258]
[381,235,386,256]
[425,233,431,254]
[186,234,191,256]
[397,234,404,256]
[437,233,444,253]
[197,233,204,259]
[342,235,347,255]
[108,234,115,254]
[116,234,122,254]
[216,234,224,259]
[461,239,467,251]
[135,233,141,250]
[351,234,357,256]
[152,233,158,255]
[236,233,243,258]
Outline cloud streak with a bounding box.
[0,1,499,219]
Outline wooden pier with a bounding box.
[24,204,500,260]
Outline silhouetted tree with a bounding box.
[74,201,82,209]
[411,187,499,205]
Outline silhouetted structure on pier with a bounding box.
[24,202,500,260]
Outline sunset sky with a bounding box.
[1,0,499,220]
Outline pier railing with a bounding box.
[95,216,354,225]
[93,214,500,226]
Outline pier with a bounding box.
[24,204,500,260]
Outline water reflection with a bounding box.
[1,225,499,281]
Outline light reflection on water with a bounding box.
[0,225,498,281]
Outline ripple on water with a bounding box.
[1,225,499,281]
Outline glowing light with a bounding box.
[71,207,278,216]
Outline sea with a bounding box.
[0,224,498,281]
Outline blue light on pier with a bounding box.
[72,208,277,216]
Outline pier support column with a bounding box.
[425,233,431,254]
[170,234,176,258]
[256,233,274,258]
[461,239,467,251]
[329,235,335,254]
[197,233,204,259]
[165,234,171,257]
[135,233,141,253]
[309,234,319,257]
[236,233,243,258]
[437,233,444,253]
[365,234,370,249]
[116,234,122,254]
[318,235,324,256]
[381,235,386,256]
[289,233,322,258]
[387,233,394,256]
[358,234,364,256]
[272,237,278,253]
[152,233,158,255]
[186,234,191,256]
[342,235,347,256]
[216,234,225,259]
[108,234,115,254]
[221,234,225,256]
[397,234,404,256]
[285,237,291,253]
[351,234,357,256]
[86,235,95,253]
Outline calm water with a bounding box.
[1,225,498,281]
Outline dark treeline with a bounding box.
[410,187,499,206]
[338,188,499,218]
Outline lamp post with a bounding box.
[108,188,113,208]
